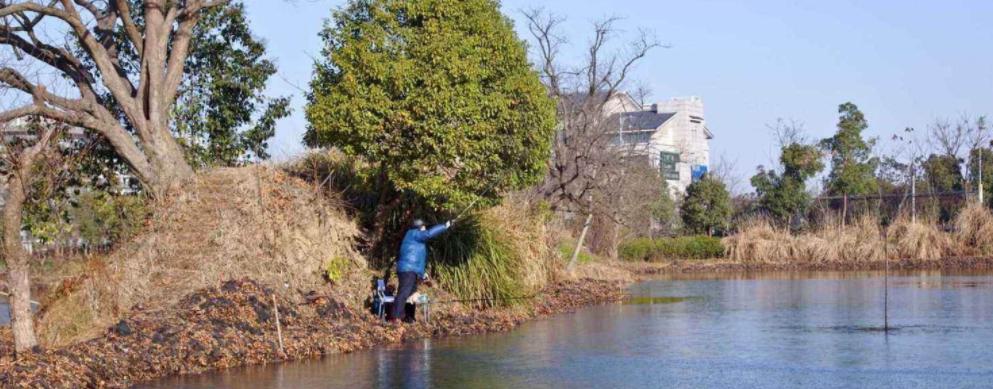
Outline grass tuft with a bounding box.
[430,197,555,308]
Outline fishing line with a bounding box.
[428,295,538,304]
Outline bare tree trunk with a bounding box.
[568,212,594,271]
[146,127,195,194]
[3,175,38,355]
[609,216,621,260]
[842,193,849,226]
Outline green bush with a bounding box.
[324,256,349,283]
[430,216,526,308]
[556,239,594,264]
[619,236,725,261]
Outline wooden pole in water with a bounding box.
[883,227,890,332]
[272,294,285,355]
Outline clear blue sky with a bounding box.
[245,0,993,190]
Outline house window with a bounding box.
[611,131,653,145]
[660,151,680,180]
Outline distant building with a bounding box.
[606,94,713,193]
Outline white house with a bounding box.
[606,93,713,193]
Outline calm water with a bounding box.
[145,271,993,388]
[0,298,8,325]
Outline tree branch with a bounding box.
[113,0,143,56]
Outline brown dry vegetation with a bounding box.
[954,203,993,256]
[724,204,993,264]
[36,167,369,347]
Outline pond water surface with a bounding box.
[142,271,993,388]
[0,298,8,326]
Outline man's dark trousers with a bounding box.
[391,271,419,322]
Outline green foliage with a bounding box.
[619,236,725,261]
[18,125,142,246]
[324,256,349,283]
[921,153,966,221]
[70,192,148,245]
[556,239,594,264]
[75,1,288,169]
[306,0,556,211]
[820,102,879,196]
[429,217,527,308]
[680,175,733,236]
[172,1,291,167]
[922,154,963,192]
[751,143,824,225]
[650,179,679,234]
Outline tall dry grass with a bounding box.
[954,203,993,256]
[726,204,993,263]
[888,216,952,260]
[431,196,558,307]
[724,216,890,264]
[38,166,367,346]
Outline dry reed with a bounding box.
[725,205,993,264]
[954,203,993,256]
[38,166,367,346]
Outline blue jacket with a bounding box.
[396,224,448,276]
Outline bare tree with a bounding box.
[709,152,741,195]
[0,0,227,195]
[523,8,661,266]
[586,156,663,258]
[0,118,62,355]
[930,115,989,161]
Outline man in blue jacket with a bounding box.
[390,218,451,322]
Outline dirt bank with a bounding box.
[0,277,624,388]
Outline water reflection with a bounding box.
[143,271,993,388]
[0,299,8,326]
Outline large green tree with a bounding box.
[680,175,733,236]
[75,1,289,169]
[651,179,679,236]
[172,2,290,167]
[820,102,879,197]
[751,143,824,226]
[921,153,964,221]
[0,1,232,194]
[922,154,963,193]
[306,0,556,244]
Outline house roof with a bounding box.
[618,111,675,130]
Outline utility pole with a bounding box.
[910,161,917,223]
[979,150,985,205]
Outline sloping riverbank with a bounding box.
[0,278,624,388]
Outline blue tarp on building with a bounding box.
[691,165,708,182]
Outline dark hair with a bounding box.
[412,219,426,228]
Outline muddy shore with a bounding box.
[0,278,625,388]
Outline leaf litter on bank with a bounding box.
[0,277,623,388]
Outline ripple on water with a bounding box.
[775,324,980,335]
[622,296,700,305]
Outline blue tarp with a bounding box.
[691,165,709,182]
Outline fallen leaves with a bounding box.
[0,278,623,388]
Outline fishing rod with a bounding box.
[452,197,482,222]
[429,295,538,305]
[448,179,501,223]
